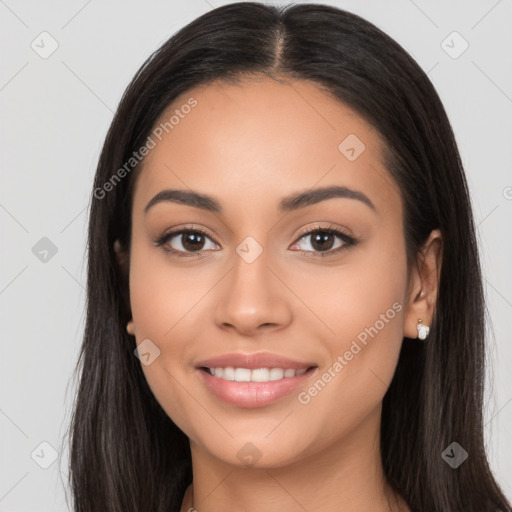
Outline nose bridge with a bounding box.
[213,235,292,334]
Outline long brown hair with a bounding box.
[67,3,511,511]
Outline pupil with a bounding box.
[312,232,334,251]
[183,233,204,251]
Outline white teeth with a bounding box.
[234,368,252,382]
[223,367,235,381]
[206,366,309,382]
[269,368,284,381]
[251,368,270,382]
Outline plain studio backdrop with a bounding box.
[1,0,511,510]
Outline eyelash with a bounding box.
[153,224,357,258]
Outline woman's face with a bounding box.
[126,77,421,468]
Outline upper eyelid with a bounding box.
[294,223,351,239]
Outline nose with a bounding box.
[213,247,293,338]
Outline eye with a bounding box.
[290,225,357,257]
[154,226,219,257]
[154,224,357,258]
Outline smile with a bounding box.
[201,366,309,382]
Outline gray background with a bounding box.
[1,0,511,509]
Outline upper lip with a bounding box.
[195,352,317,370]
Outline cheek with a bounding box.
[293,231,407,420]
[127,241,217,434]
[293,227,407,351]
[128,239,210,340]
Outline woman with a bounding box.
[67,2,511,511]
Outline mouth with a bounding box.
[194,352,318,408]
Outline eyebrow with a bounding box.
[144,185,377,215]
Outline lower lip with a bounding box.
[197,367,317,408]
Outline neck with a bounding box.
[180,405,409,512]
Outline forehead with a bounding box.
[133,77,401,220]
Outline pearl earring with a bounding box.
[416,319,430,340]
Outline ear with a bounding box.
[113,238,132,316]
[113,238,129,276]
[403,229,443,339]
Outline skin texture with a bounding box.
[118,76,442,512]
